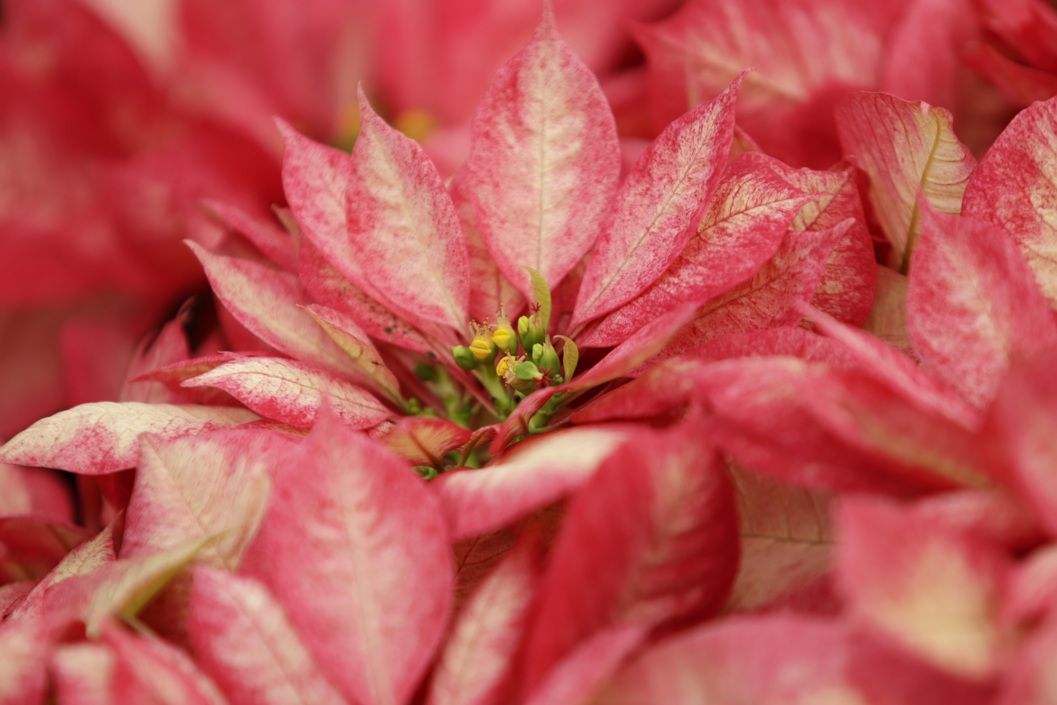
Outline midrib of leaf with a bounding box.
[535,42,551,275]
[336,460,392,705]
[212,363,382,414]
[902,112,951,275]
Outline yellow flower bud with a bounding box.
[491,325,515,352]
[495,354,517,379]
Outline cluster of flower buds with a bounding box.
[450,269,577,413]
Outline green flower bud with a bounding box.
[451,345,477,371]
[517,314,544,352]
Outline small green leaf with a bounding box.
[523,266,552,332]
[555,335,579,382]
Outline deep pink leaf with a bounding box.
[184,356,392,429]
[581,153,809,345]
[985,352,1057,537]
[0,516,89,584]
[573,75,742,327]
[347,88,469,330]
[121,430,291,569]
[524,624,646,705]
[962,95,1057,307]
[205,200,297,272]
[0,403,259,474]
[908,202,1057,409]
[835,91,975,272]
[371,416,471,467]
[463,6,620,299]
[434,426,630,541]
[243,414,452,705]
[521,424,738,690]
[427,536,540,705]
[188,566,346,705]
[836,496,1010,678]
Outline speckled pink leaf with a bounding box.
[427,537,540,705]
[188,241,364,380]
[573,76,742,328]
[0,403,259,474]
[908,202,1057,409]
[433,426,630,541]
[642,223,846,367]
[120,430,290,569]
[835,91,975,272]
[243,415,452,705]
[463,7,620,299]
[298,239,434,353]
[183,356,391,429]
[521,425,738,691]
[581,153,809,345]
[188,567,345,705]
[836,497,1010,678]
[962,96,1057,307]
[449,170,524,322]
[206,200,297,272]
[302,304,403,399]
[347,88,469,331]
[744,153,876,325]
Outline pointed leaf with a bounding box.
[243,415,453,705]
[371,416,471,468]
[85,536,216,638]
[641,224,846,368]
[189,567,346,705]
[120,430,288,569]
[908,202,1057,409]
[304,305,403,400]
[745,153,876,325]
[433,427,630,541]
[0,402,259,474]
[581,154,808,344]
[348,88,469,330]
[184,356,392,429]
[464,8,620,299]
[521,425,738,690]
[525,267,552,332]
[962,95,1057,307]
[835,91,975,272]
[573,76,742,327]
[427,537,540,705]
[103,623,228,705]
[187,241,364,379]
[450,170,525,323]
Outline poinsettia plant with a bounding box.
[5,1,1057,704]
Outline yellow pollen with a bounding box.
[492,327,513,352]
[495,354,517,379]
[469,336,494,362]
